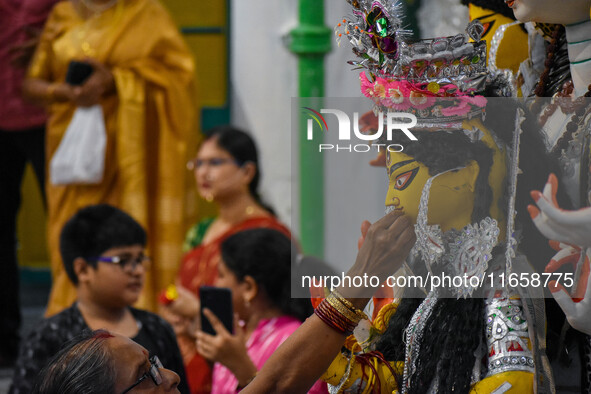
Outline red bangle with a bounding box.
[314,299,357,335]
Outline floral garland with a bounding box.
[359,72,487,117]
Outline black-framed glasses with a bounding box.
[121,355,163,393]
[186,157,240,171]
[87,255,150,271]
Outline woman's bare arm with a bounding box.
[242,211,416,393]
[22,77,74,106]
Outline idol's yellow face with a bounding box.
[386,120,508,236]
[385,150,479,232]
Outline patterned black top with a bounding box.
[9,303,189,394]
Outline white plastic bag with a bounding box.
[50,104,106,185]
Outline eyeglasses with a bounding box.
[87,255,151,271]
[121,355,163,393]
[186,158,239,171]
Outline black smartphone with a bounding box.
[65,60,94,86]
[199,286,233,335]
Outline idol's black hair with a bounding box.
[374,94,566,392]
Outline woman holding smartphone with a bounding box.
[22,0,198,316]
[195,228,326,394]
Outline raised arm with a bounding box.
[241,211,416,393]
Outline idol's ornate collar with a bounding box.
[412,170,500,298]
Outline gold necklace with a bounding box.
[72,0,121,56]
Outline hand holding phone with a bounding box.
[199,286,233,335]
[65,58,116,107]
[65,60,94,86]
[196,298,257,382]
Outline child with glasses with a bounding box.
[32,329,180,394]
[10,204,189,394]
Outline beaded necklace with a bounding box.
[533,24,591,206]
[534,25,591,160]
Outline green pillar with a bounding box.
[288,1,331,257]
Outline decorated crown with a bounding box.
[337,0,513,126]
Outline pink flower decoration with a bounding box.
[441,100,471,116]
[359,72,375,98]
[381,81,411,110]
[373,77,387,98]
[409,90,436,110]
[459,95,487,107]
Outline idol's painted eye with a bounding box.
[475,15,496,38]
[393,167,419,190]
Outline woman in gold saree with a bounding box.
[23,0,199,315]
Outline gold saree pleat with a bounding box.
[28,0,199,315]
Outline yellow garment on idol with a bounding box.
[321,302,534,394]
[28,0,199,315]
[468,4,528,75]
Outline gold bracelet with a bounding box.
[326,295,362,324]
[331,290,368,320]
[46,83,58,101]
[327,292,368,322]
[331,290,355,308]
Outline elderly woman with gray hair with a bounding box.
[33,330,181,394]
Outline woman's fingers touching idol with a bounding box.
[353,212,416,284]
[358,220,372,250]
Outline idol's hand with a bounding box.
[546,242,591,335]
[528,173,591,247]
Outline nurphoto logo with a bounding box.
[302,108,417,153]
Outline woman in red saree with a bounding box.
[160,126,290,394]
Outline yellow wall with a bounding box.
[163,0,228,108]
